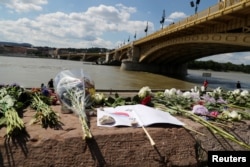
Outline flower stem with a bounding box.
[79,114,92,139]
[172,107,250,150]
[183,126,205,136]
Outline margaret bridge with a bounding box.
[56,0,250,76]
[105,0,250,76]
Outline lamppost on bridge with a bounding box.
[160,9,165,30]
[144,21,148,36]
[190,0,200,14]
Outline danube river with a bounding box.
[0,56,250,90]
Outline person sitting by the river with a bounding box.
[41,83,46,90]
[41,83,58,104]
[236,81,241,89]
[41,85,50,97]
[48,78,54,90]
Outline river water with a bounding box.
[0,56,250,91]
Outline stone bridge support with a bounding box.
[121,44,187,76]
[131,45,140,62]
[120,45,187,76]
[82,54,86,61]
[121,60,187,76]
[103,52,115,63]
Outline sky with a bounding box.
[1,0,250,65]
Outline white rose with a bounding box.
[214,87,222,94]
[0,95,15,107]
[233,89,241,95]
[164,89,170,97]
[169,88,177,96]
[138,86,151,98]
[182,91,191,98]
[240,90,249,97]
[176,89,183,96]
[229,110,241,121]
[93,93,105,104]
[200,86,205,92]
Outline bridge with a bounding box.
[109,0,250,76]
[56,52,106,61]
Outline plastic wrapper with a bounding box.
[54,69,95,113]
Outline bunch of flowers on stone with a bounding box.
[91,86,250,149]
[149,86,250,149]
[92,86,250,121]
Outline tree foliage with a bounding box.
[188,60,250,74]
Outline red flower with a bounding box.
[210,111,219,118]
[141,96,151,105]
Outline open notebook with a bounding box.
[97,104,184,127]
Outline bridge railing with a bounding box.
[132,0,248,46]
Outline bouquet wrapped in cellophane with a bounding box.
[54,69,95,139]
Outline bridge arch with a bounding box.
[119,51,129,61]
[139,33,250,64]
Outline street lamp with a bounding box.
[144,21,148,36]
[160,9,165,29]
[190,0,200,14]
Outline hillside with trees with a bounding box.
[187,60,250,74]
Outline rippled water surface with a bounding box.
[1,56,250,90]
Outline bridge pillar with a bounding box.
[121,60,187,76]
[160,63,188,76]
[82,54,86,61]
[131,46,140,61]
[105,52,113,62]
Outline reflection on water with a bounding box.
[0,56,249,90]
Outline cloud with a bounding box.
[165,12,188,23]
[1,0,48,13]
[0,4,148,48]
[244,55,250,61]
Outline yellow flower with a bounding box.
[88,88,96,96]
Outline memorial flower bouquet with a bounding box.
[62,86,92,139]
[150,86,250,149]
[91,85,250,149]
[30,93,62,129]
[0,85,27,137]
[54,69,95,140]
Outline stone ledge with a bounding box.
[0,105,249,167]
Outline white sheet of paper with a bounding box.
[97,104,184,127]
